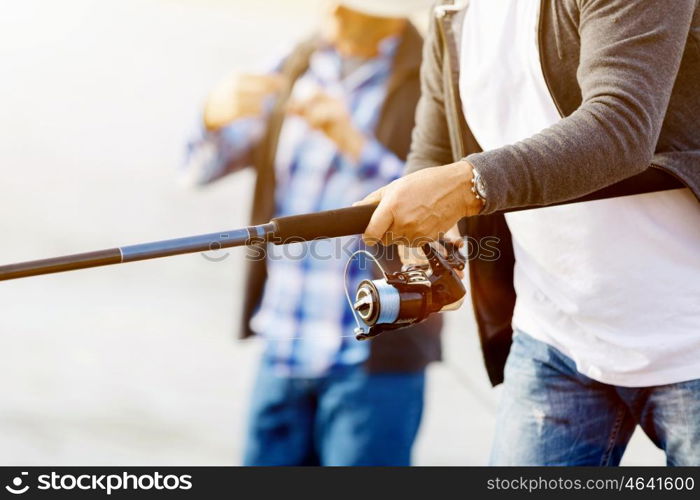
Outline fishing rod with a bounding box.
[0,204,377,282]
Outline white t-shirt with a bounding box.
[460,0,700,387]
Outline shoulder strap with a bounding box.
[256,37,317,177]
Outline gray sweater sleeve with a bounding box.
[405,11,455,175]
[467,0,697,214]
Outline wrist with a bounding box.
[455,160,484,216]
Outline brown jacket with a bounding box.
[406,0,700,385]
[241,24,443,372]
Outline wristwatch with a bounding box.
[470,168,487,203]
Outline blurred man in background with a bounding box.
[182,1,438,466]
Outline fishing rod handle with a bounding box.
[271,204,377,243]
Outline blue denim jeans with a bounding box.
[491,331,700,465]
[243,360,425,466]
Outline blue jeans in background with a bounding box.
[491,331,700,466]
[243,360,425,466]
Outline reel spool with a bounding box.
[345,240,467,341]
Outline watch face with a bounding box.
[475,175,487,199]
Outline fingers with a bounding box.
[239,73,288,93]
[443,224,464,248]
[353,187,385,207]
[440,225,466,279]
[286,92,321,116]
[363,203,394,246]
[287,91,366,158]
[286,92,344,128]
[398,244,428,268]
[355,186,388,244]
[204,73,288,130]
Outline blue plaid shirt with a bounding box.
[183,39,404,377]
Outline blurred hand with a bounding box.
[203,73,287,131]
[355,160,483,246]
[287,92,365,161]
[397,244,429,269]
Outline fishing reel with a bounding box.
[346,240,467,341]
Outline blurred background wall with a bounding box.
[0,0,663,465]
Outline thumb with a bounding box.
[353,186,386,207]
